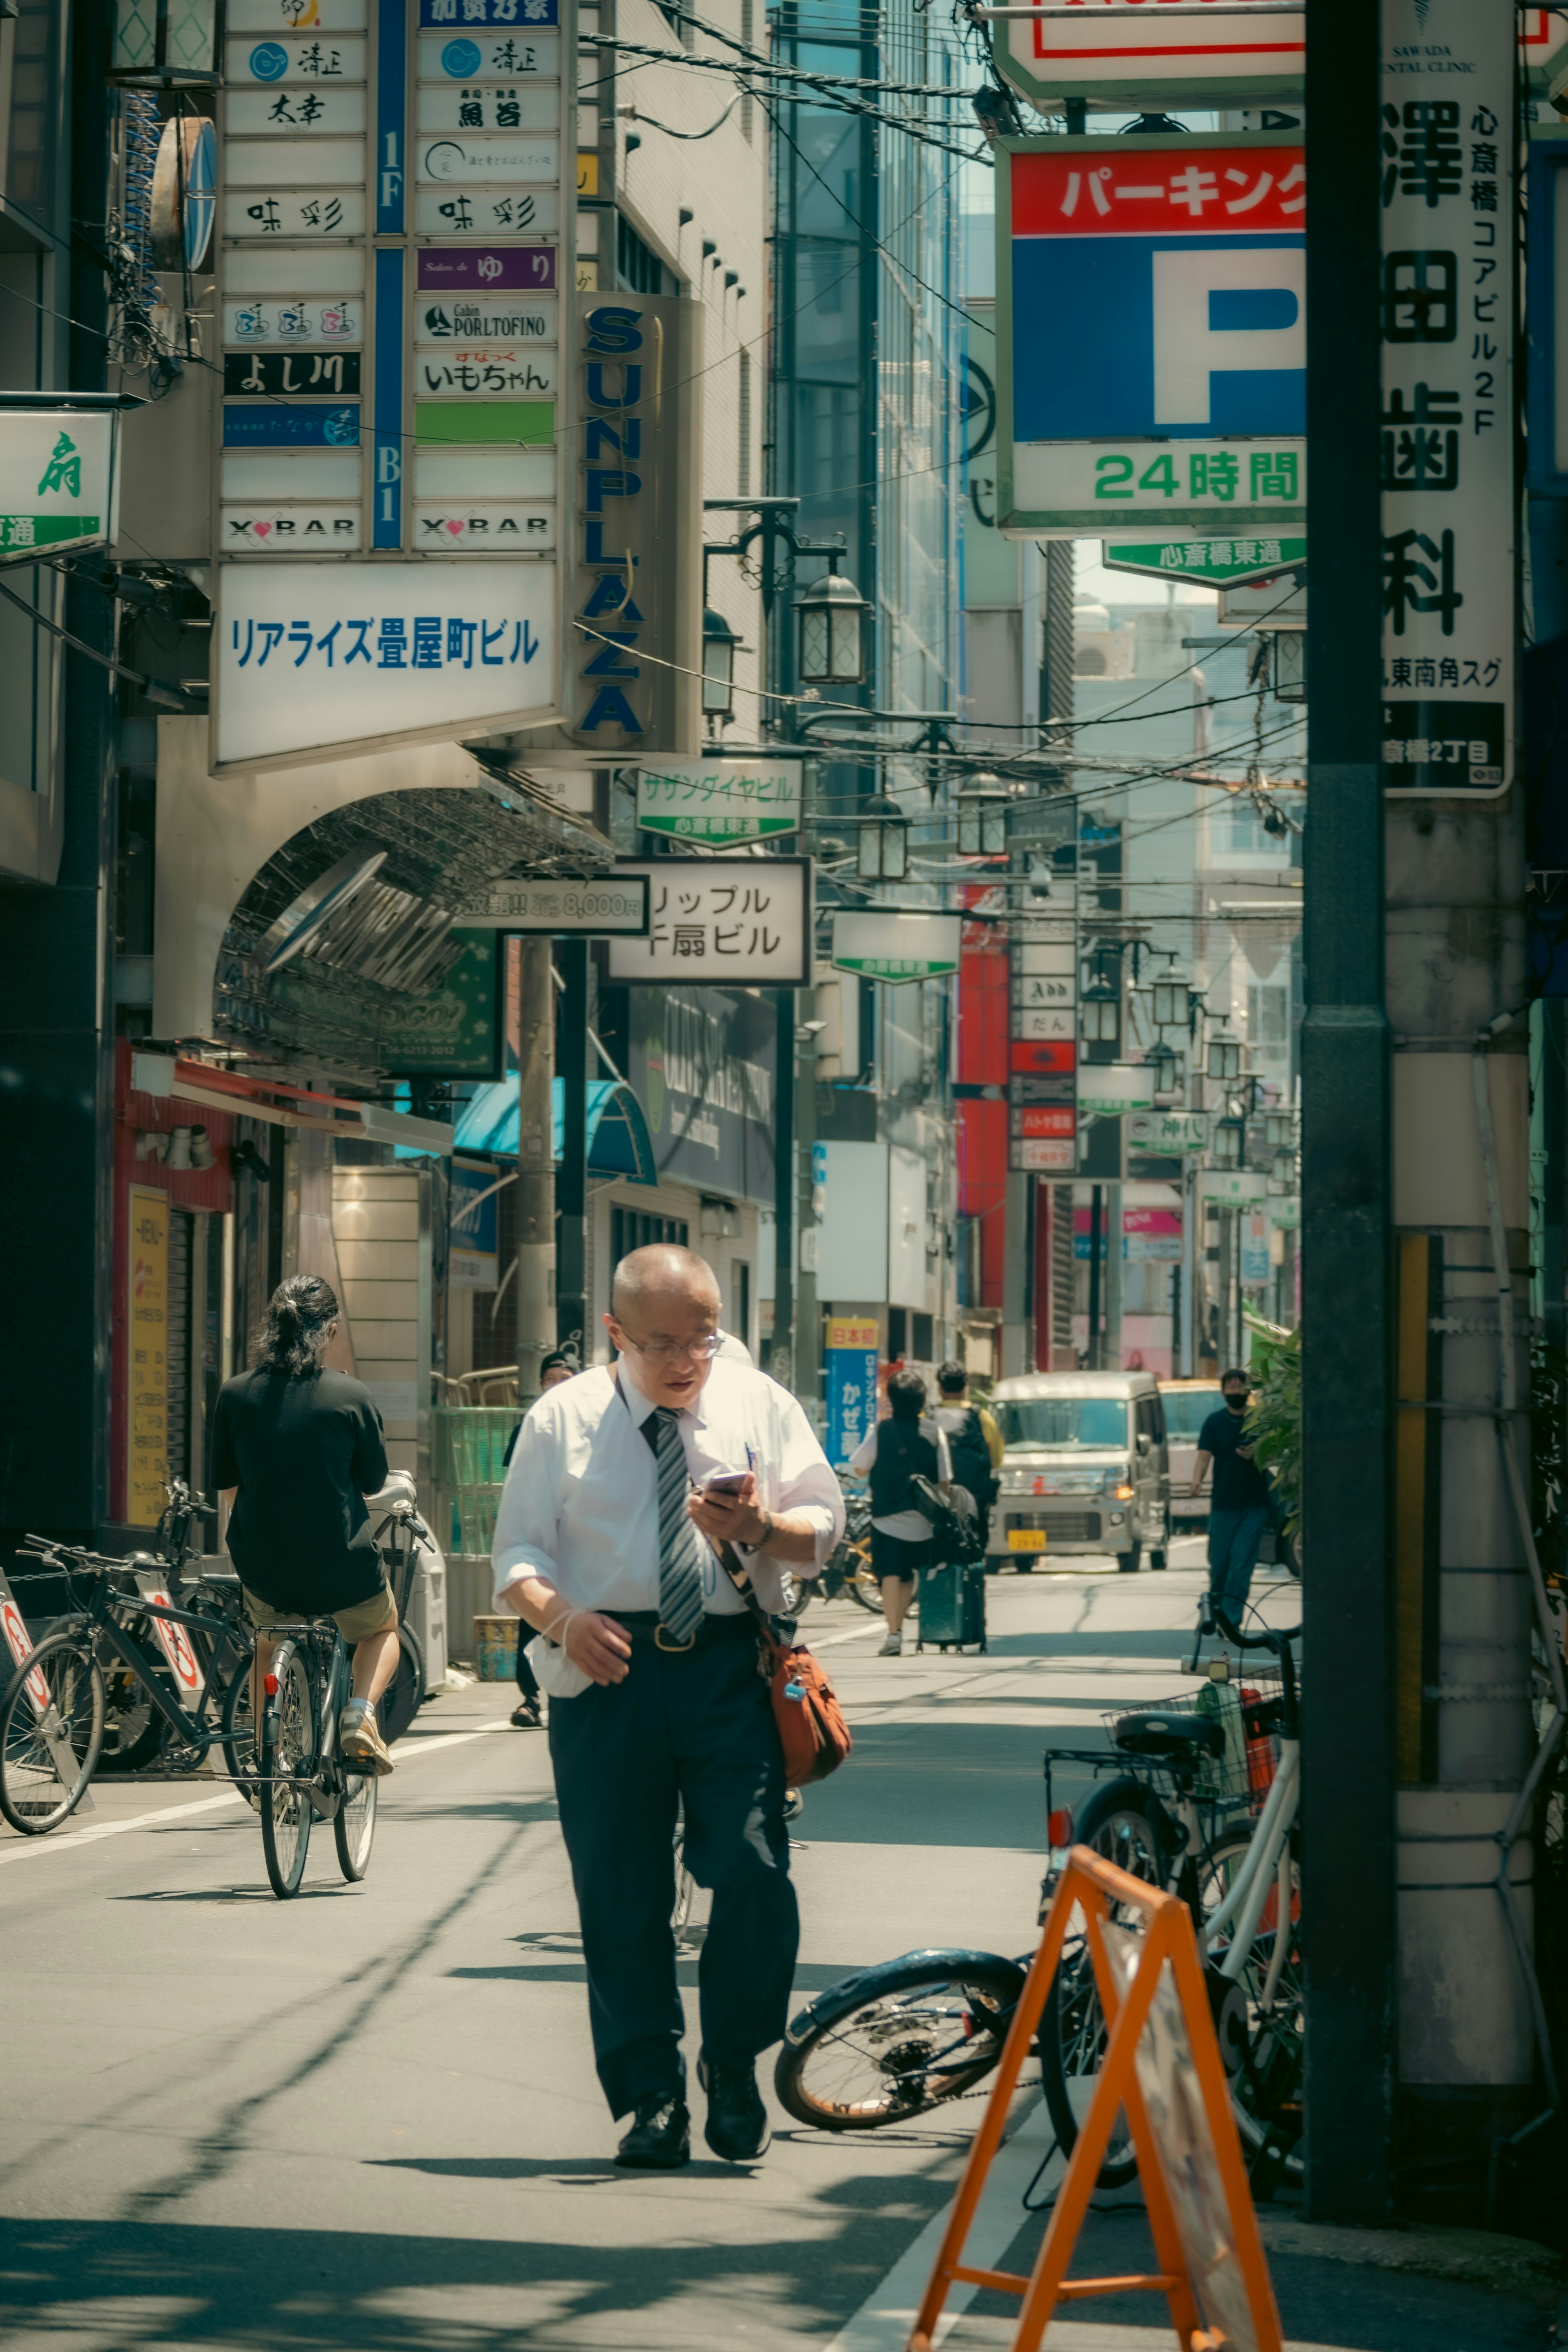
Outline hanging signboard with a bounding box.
[1078,1063,1157,1117]
[0,406,121,562]
[1104,535,1306,589]
[992,1,1304,117]
[826,1334,879,1467]
[449,1157,502,1290]
[1379,0,1513,797]
[1129,1109,1210,1155]
[453,874,650,933]
[831,909,962,983]
[637,759,804,846]
[997,132,1305,540]
[381,929,502,1078]
[609,858,813,986]
[1240,1209,1272,1285]
[127,1185,170,1529]
[1199,1168,1268,1205]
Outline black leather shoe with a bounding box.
[698,2054,771,2162]
[615,2094,690,2169]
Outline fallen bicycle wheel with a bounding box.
[775,1951,1026,2130]
[259,1638,318,1898]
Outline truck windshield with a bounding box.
[995,1398,1129,1450]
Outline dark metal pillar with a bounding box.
[1300,0,1396,2223]
[771,988,795,1384]
[556,937,588,1358]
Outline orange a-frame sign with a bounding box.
[909,1846,1285,2352]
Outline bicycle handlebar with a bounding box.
[1214,1608,1301,1652]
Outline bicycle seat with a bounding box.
[1111,1711,1225,1762]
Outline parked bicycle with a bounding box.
[773,1610,1302,2187]
[794,1485,880,1616]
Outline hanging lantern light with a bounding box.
[701,606,740,719]
[856,790,909,882]
[1213,1118,1245,1169]
[797,563,872,687]
[1271,1148,1297,1186]
[1147,1038,1179,1094]
[956,771,1011,858]
[1080,976,1120,1046]
[1150,974,1192,1029]
[1264,1109,1297,1149]
[1208,1034,1243,1082]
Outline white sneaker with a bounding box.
[878,1632,902,1657]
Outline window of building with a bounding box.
[610,1206,689,1267]
[1247,984,1290,1054]
[616,214,677,296]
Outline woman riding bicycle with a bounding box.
[213,1275,399,1777]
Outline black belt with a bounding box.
[606,1609,755,1652]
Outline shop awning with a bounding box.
[454,1077,657,1184]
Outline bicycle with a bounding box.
[773,1610,1301,2184]
[99,1481,251,1774]
[797,1488,881,1615]
[251,1610,379,1897]
[0,1537,256,1837]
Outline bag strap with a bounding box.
[717,1538,792,1667]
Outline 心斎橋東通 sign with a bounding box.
[992,0,1304,118]
[452,875,651,933]
[1103,535,1306,590]
[997,133,1305,539]
[831,909,962,983]
[0,408,120,562]
[637,760,803,846]
[1379,0,1514,796]
[214,561,555,766]
[610,859,812,986]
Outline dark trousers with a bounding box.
[1208,1504,1268,1622]
[547,1622,798,2118]
[515,1637,540,1701]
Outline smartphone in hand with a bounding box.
[704,1470,748,1499]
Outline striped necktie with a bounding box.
[651,1405,706,1642]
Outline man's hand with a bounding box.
[690,1470,764,1550]
[563,1610,633,1686]
[1236,1443,1256,1461]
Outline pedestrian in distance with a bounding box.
[931,1359,1003,1548]
[491,1243,844,2170]
[848,1369,952,1657]
[506,1349,578,1730]
[1192,1365,1270,1634]
[212,1275,399,1778]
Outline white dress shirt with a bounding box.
[848,1415,952,1541]
[491,1354,846,1626]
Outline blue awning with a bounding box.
[454,1076,657,1184]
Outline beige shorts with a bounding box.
[241,1585,398,1644]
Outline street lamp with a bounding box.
[702,605,741,722]
[796,563,873,688]
[1150,974,1192,1029]
[956,771,1011,858]
[1271,1148,1297,1186]
[1146,1038,1180,1095]
[1213,1117,1245,1169]
[1264,1109,1297,1149]
[1080,976,1120,1046]
[1208,1034,1243,1082]
[857,790,909,882]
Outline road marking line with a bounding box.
[819,2096,1060,2352]
[0,1717,514,1869]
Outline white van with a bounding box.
[986,1371,1170,1575]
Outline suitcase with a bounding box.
[915,1558,987,1653]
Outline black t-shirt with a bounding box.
[212,1367,390,1612]
[1200,1405,1269,1514]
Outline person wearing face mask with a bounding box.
[1191,1366,1270,1633]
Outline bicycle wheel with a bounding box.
[376,1623,425,1746]
[259,1639,318,1898]
[333,1764,378,1881]
[1038,1777,1174,2188]
[835,1526,882,1613]
[0,1631,106,1835]
[220,1662,259,1808]
[1198,1824,1304,2177]
[775,1951,1026,2131]
[98,1624,164,1774]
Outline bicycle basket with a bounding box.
[1102,1671,1287,1816]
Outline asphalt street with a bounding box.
[0,1548,1550,2352]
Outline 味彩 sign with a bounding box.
[994,0,1304,117]
[998,133,1305,539]
[454,875,650,933]
[381,929,501,1078]
[0,407,120,561]
[610,859,812,986]
[831,909,962,984]
[637,759,804,846]
[1380,0,1513,796]
[1104,535,1306,589]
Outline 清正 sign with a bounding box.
[1379,0,1513,796]
[610,859,812,987]
[999,134,1305,539]
[0,408,119,561]
[637,760,803,846]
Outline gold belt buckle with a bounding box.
[655,1622,697,1652]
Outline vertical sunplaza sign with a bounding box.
[996,132,1306,539]
[213,0,573,769]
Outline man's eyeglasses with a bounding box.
[617,1330,722,1366]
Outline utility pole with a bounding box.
[514,939,556,1403]
[1300,0,1394,2225]
[772,989,795,1388]
[794,985,821,1403]
[555,937,588,1359]
[1103,1178,1122,1373]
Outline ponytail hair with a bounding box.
[255,1274,339,1378]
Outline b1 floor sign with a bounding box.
[997,131,1305,538]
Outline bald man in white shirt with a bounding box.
[492,1244,844,2170]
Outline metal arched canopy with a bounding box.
[454,1077,658,1185]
